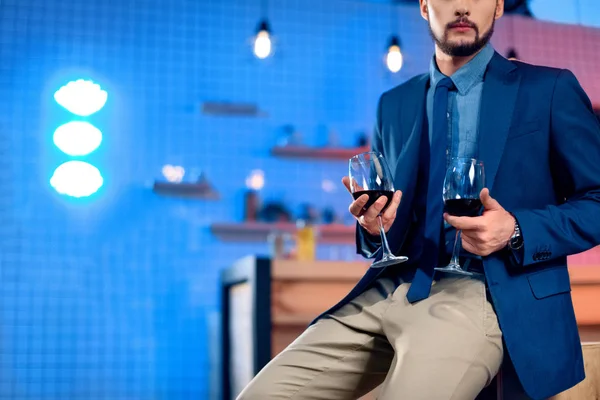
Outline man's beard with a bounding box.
[428,18,495,57]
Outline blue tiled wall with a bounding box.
[0,0,431,398]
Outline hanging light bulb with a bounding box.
[253,20,272,59]
[386,36,403,73]
[506,48,519,60]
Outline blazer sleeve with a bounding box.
[355,93,386,259]
[511,69,600,267]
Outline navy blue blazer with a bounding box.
[315,53,600,399]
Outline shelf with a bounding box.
[271,145,369,160]
[153,181,220,199]
[210,222,355,244]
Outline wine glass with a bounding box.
[349,151,408,268]
[435,158,485,275]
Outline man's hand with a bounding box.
[342,176,402,236]
[444,188,515,257]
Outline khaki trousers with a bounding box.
[237,275,504,400]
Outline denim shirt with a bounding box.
[425,43,495,258]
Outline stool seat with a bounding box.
[550,342,600,400]
[478,342,600,400]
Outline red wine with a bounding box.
[352,190,394,214]
[444,198,482,217]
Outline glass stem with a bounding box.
[378,215,393,259]
[450,229,462,267]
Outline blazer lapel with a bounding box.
[388,75,429,254]
[478,53,521,191]
[394,74,429,193]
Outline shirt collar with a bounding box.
[429,43,495,95]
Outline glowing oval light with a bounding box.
[53,121,102,156]
[254,31,272,59]
[386,45,403,73]
[54,79,108,116]
[50,161,104,198]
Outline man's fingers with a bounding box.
[342,176,352,194]
[444,213,483,231]
[342,176,364,194]
[461,234,478,255]
[382,191,402,220]
[348,194,369,216]
[480,188,501,210]
[346,184,400,233]
[362,196,388,223]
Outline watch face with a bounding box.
[510,235,523,249]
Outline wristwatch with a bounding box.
[508,217,524,250]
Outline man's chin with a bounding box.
[443,43,482,57]
[446,37,476,48]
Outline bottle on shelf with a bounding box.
[295,219,316,261]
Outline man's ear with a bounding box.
[495,0,505,19]
[420,0,429,21]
